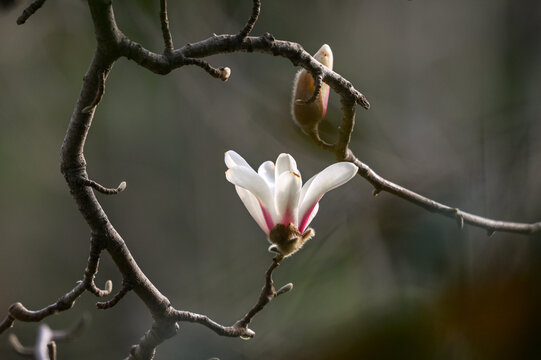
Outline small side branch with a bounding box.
[159,0,174,53]
[88,280,113,297]
[16,0,47,25]
[171,256,291,340]
[183,57,231,81]
[350,155,541,235]
[238,0,261,39]
[79,177,127,195]
[8,317,89,359]
[335,97,356,161]
[234,256,290,331]
[96,281,133,309]
[1,237,107,333]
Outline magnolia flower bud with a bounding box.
[291,44,333,134]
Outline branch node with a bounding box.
[455,208,464,230]
[16,0,47,25]
[372,187,382,197]
[79,177,127,195]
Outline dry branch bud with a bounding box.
[291,44,333,134]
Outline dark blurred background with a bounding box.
[1,0,541,359]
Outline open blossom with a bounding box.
[225,150,358,257]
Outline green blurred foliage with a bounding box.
[1,0,541,359]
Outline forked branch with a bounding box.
[4,0,540,359]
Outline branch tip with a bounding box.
[96,282,132,310]
[48,341,57,360]
[276,283,293,296]
[16,0,47,25]
[89,279,113,297]
[183,58,231,82]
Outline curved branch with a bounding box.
[295,71,323,105]
[349,155,541,235]
[172,256,291,340]
[97,281,132,309]
[238,0,261,39]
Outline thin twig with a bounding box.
[8,317,89,359]
[335,97,356,161]
[172,256,291,340]
[182,57,231,81]
[50,315,90,341]
[234,255,290,330]
[79,177,127,195]
[96,281,132,309]
[159,0,174,53]
[295,72,323,105]
[47,341,57,360]
[350,155,541,235]
[88,280,113,297]
[0,315,15,333]
[238,0,261,39]
[308,130,335,152]
[8,334,34,356]
[16,0,47,25]
[1,239,104,332]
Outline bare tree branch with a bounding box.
[8,317,88,359]
[238,0,261,39]
[159,0,174,53]
[97,281,132,309]
[4,0,540,359]
[16,0,46,25]
[350,155,541,235]
[295,72,323,105]
[79,177,127,195]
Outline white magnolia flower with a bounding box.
[225,150,358,257]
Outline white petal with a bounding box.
[235,186,270,234]
[298,162,358,225]
[226,166,276,225]
[275,153,300,181]
[299,202,319,232]
[225,150,252,169]
[274,171,302,226]
[298,173,317,207]
[258,161,276,189]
